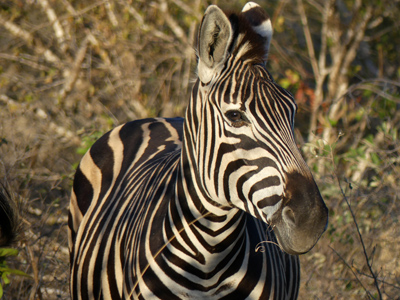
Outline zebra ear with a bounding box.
[197,5,233,84]
[241,2,273,62]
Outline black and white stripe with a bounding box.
[69,2,328,299]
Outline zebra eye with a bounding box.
[225,110,248,127]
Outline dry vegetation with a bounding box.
[0,0,399,299]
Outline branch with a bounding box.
[86,31,121,77]
[123,3,174,42]
[59,0,107,18]
[37,0,67,52]
[0,53,50,71]
[306,0,334,142]
[327,4,373,102]
[329,245,375,300]
[340,6,373,79]
[271,40,308,78]
[104,0,119,27]
[159,0,189,46]
[181,0,201,91]
[331,78,400,107]
[170,0,202,21]
[357,270,400,291]
[0,94,18,107]
[59,37,89,101]
[335,176,383,299]
[318,0,335,76]
[297,0,319,79]
[0,14,61,66]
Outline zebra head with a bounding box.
[184,2,328,255]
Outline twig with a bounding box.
[329,245,375,300]
[123,3,174,42]
[271,0,288,27]
[0,14,32,44]
[0,53,50,71]
[344,80,400,104]
[306,0,334,142]
[159,0,189,46]
[26,245,43,300]
[296,0,319,79]
[59,36,89,101]
[104,0,119,27]
[335,176,383,299]
[0,94,19,107]
[357,270,400,291]
[324,5,373,120]
[85,31,122,78]
[181,0,201,92]
[170,0,202,20]
[0,14,61,66]
[322,140,383,299]
[37,0,67,52]
[317,0,334,75]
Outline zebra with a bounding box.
[68,2,328,299]
[0,184,19,247]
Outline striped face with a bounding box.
[191,57,304,224]
[184,2,328,255]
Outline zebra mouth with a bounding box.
[261,171,329,255]
[273,224,324,255]
[268,203,328,255]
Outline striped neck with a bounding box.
[178,136,245,240]
[165,118,250,268]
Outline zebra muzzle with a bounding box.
[271,171,329,255]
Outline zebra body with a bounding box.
[69,3,328,299]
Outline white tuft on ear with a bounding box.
[242,1,259,12]
[241,2,273,61]
[254,19,273,41]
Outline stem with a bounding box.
[335,177,383,300]
[329,245,375,300]
[296,0,319,79]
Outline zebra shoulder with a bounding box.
[69,118,184,233]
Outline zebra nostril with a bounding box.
[282,206,296,226]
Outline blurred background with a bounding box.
[0,0,399,299]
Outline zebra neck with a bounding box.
[173,93,251,268]
[165,154,248,265]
